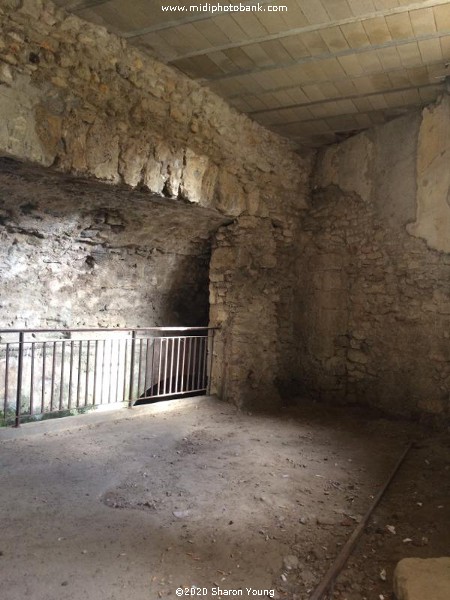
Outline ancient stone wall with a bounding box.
[0,159,225,329]
[298,101,450,422]
[0,0,313,407]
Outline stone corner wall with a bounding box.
[297,98,450,423]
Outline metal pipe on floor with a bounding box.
[309,441,413,600]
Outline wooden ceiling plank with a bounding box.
[302,84,326,102]
[369,93,390,109]
[401,87,421,103]
[377,45,402,69]
[310,102,340,119]
[350,0,376,17]
[320,57,347,79]
[320,26,351,52]
[388,67,412,86]
[301,30,330,55]
[340,21,372,48]
[352,96,375,112]
[223,47,256,70]
[241,43,275,67]
[256,12,292,35]
[299,0,331,25]
[418,37,443,62]
[373,0,400,9]
[213,15,247,43]
[385,11,415,39]
[259,39,294,63]
[192,19,231,46]
[333,78,358,95]
[317,81,341,99]
[363,16,393,44]
[433,3,450,31]
[397,41,423,66]
[232,13,269,38]
[338,54,365,77]
[204,50,237,72]
[407,64,432,85]
[323,0,354,21]
[440,35,450,59]
[279,36,311,60]
[409,7,438,36]
[286,87,310,104]
[357,49,383,71]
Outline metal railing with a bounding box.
[0,326,216,427]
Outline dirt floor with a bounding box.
[0,396,448,600]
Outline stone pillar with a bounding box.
[209,216,282,410]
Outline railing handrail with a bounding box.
[0,326,218,334]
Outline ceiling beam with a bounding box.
[122,0,275,39]
[166,0,450,61]
[193,29,450,82]
[247,82,443,119]
[223,59,449,102]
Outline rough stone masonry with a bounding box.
[0,0,449,420]
[0,0,312,410]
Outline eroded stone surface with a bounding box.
[407,95,450,253]
[304,111,450,421]
[394,558,450,600]
[0,159,228,329]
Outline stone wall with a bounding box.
[296,99,450,422]
[0,0,313,407]
[0,158,227,329]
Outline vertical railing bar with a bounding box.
[108,339,114,404]
[76,341,83,409]
[128,331,136,407]
[137,338,143,399]
[175,336,181,394]
[202,336,208,389]
[115,339,121,403]
[41,342,46,414]
[163,337,168,395]
[50,341,57,412]
[157,338,163,396]
[207,330,215,395]
[193,337,199,391]
[122,338,129,403]
[150,337,156,395]
[93,340,98,406]
[143,338,149,398]
[4,343,10,422]
[68,341,74,410]
[15,332,24,427]
[196,336,203,390]
[181,337,186,392]
[59,340,65,411]
[100,339,107,405]
[186,336,192,393]
[30,342,35,415]
[169,338,175,394]
[85,340,90,407]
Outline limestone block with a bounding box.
[407,96,450,253]
[86,118,120,182]
[179,148,210,205]
[0,75,53,166]
[393,557,450,600]
[316,133,374,203]
[215,171,246,217]
[118,137,150,187]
